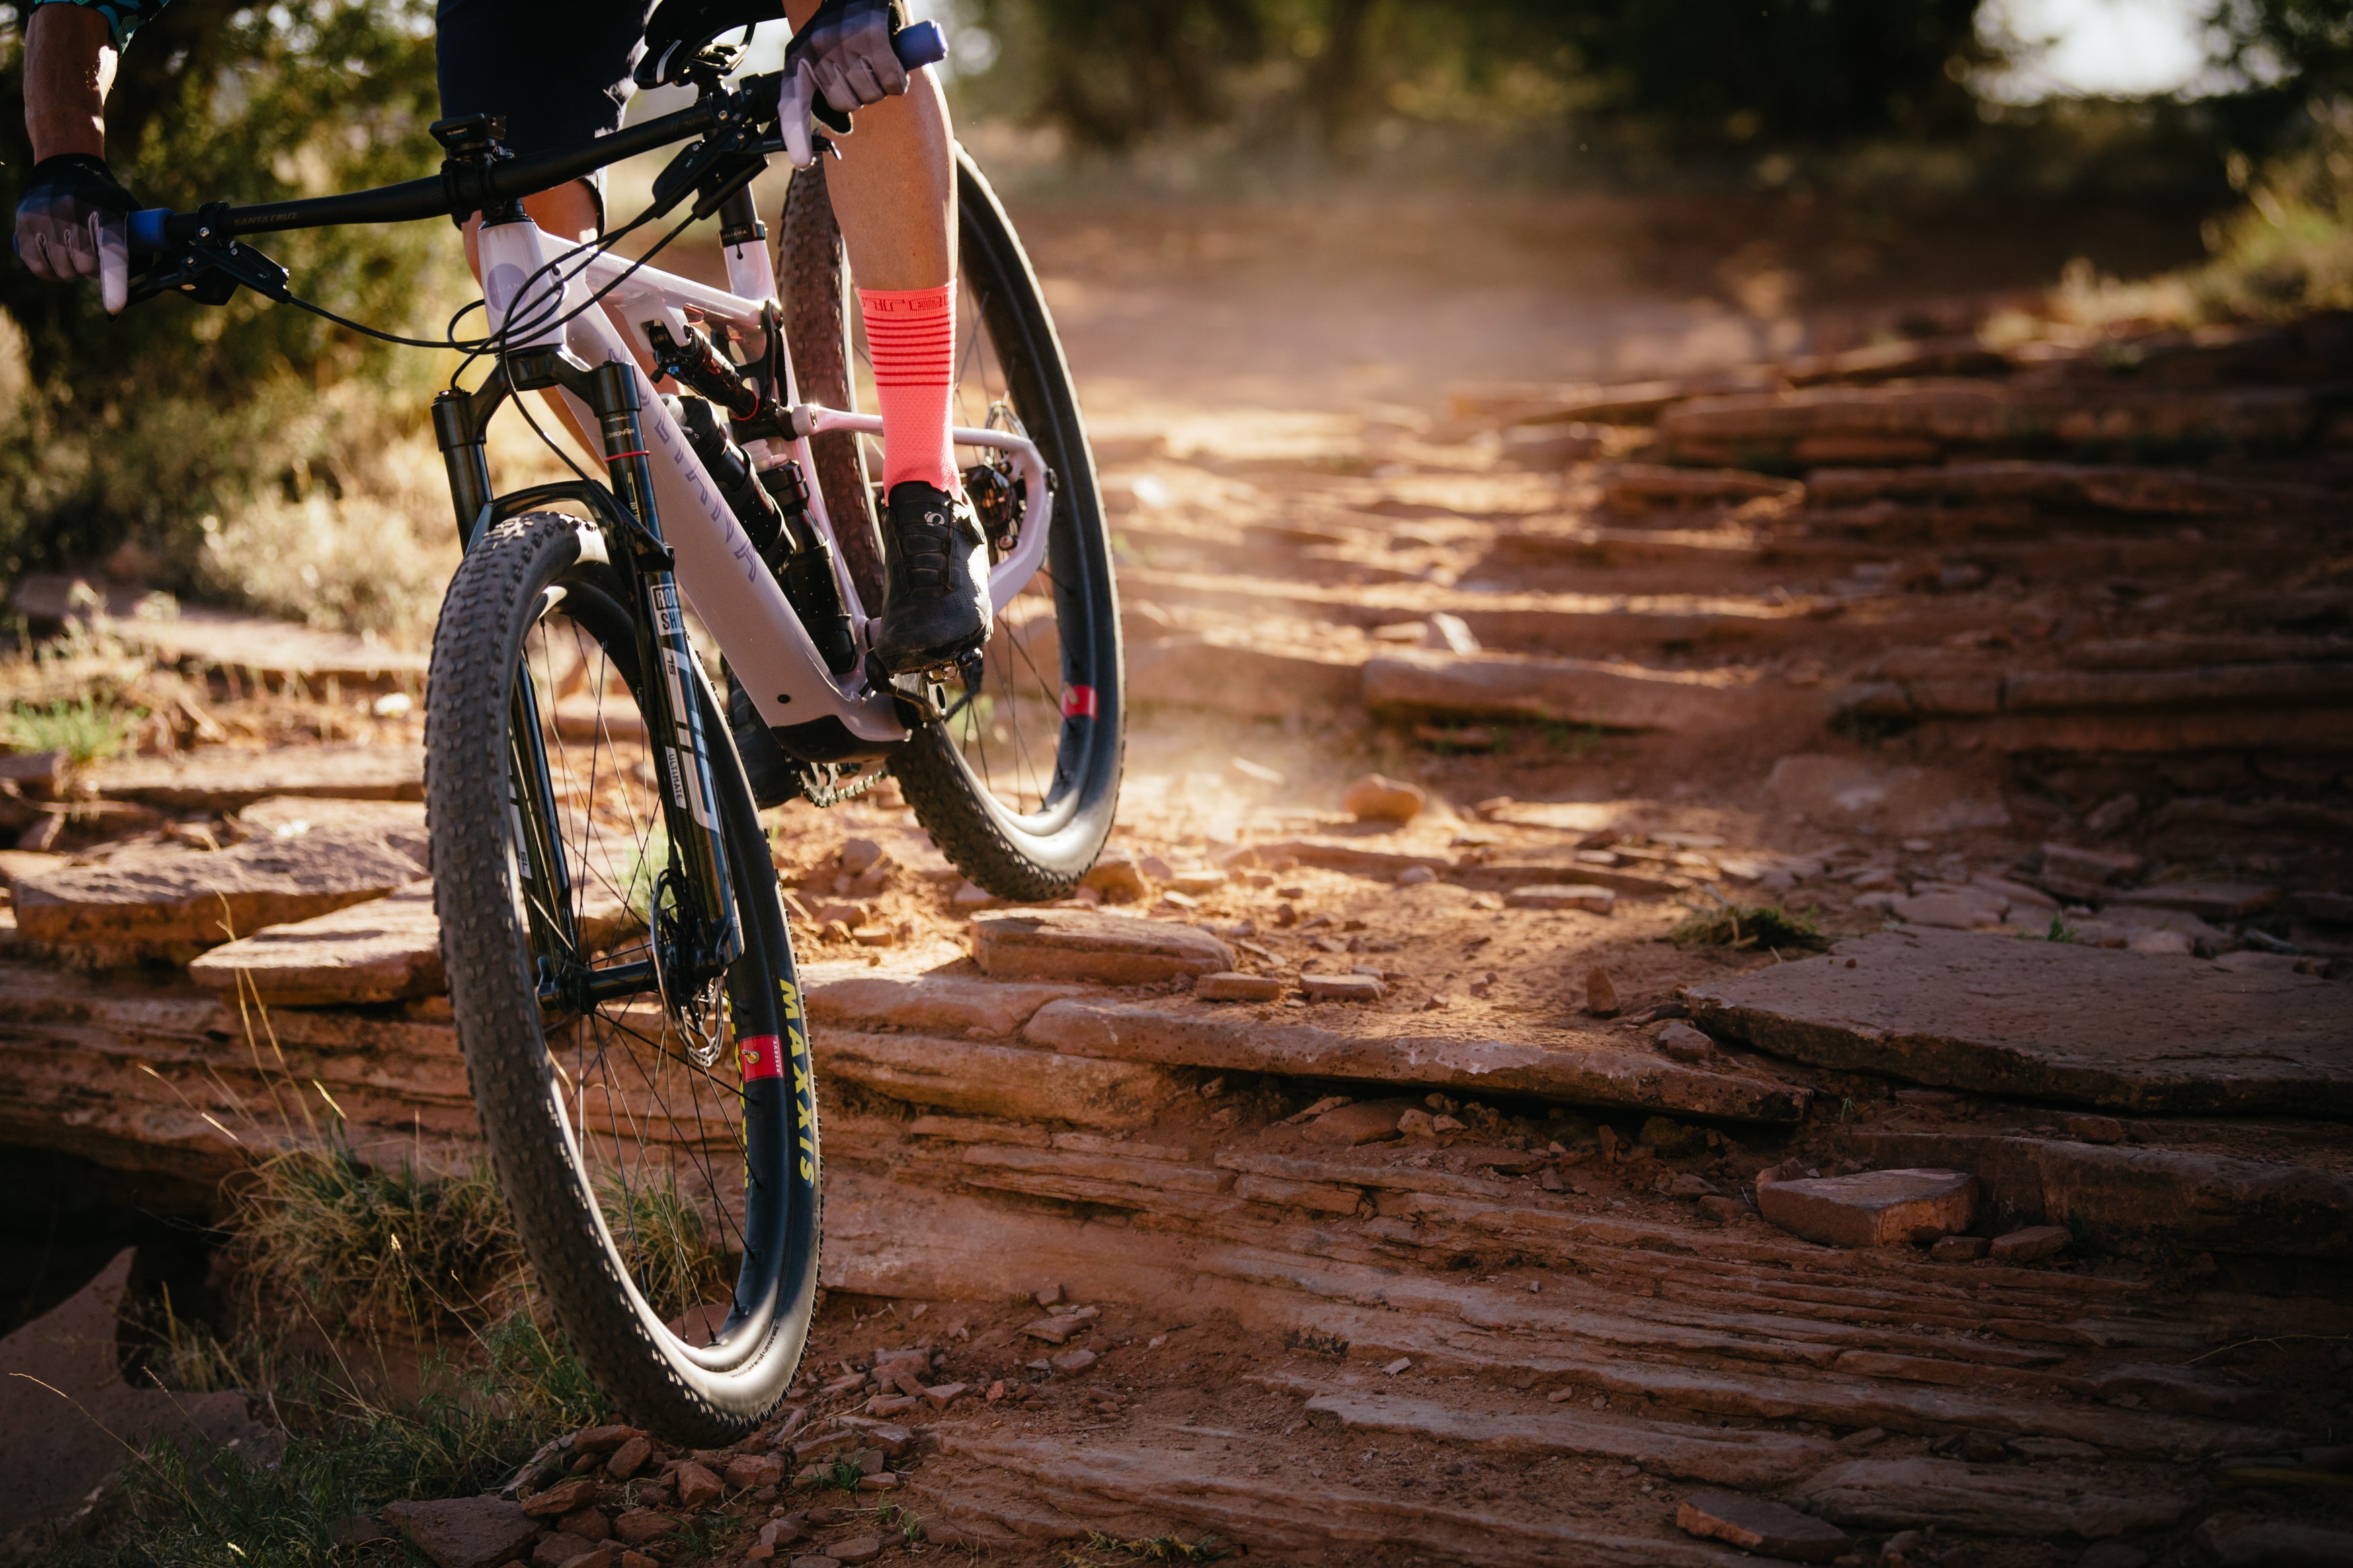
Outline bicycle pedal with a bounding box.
[869,653,954,725]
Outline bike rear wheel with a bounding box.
[427,511,819,1443]
[781,151,1123,901]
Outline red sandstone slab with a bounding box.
[971,909,1234,985]
[1686,930,2350,1116]
[1023,999,1810,1122]
[91,744,424,812]
[13,826,425,958]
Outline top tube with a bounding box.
[133,20,947,250]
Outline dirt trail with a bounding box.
[1,192,2349,1566]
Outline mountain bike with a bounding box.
[120,18,1122,1441]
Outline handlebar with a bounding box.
[126,19,948,253]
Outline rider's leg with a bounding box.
[442,0,649,460]
[782,1,985,672]
[818,55,958,495]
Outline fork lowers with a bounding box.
[672,396,859,675]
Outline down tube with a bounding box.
[557,311,904,745]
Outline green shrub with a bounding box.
[0,1,452,600]
[7,694,141,764]
[44,1319,606,1568]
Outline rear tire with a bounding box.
[427,512,821,1444]
[781,149,1124,901]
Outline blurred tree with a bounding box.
[968,0,1268,149]
[2208,0,2353,100]
[964,0,1995,154]
[0,0,444,573]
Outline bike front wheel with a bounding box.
[426,511,820,1443]
[781,150,1124,901]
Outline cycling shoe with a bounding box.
[870,480,991,675]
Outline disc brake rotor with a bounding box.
[651,867,729,1067]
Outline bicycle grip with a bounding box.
[893,19,947,69]
[129,208,171,254]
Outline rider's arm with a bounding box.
[24,3,118,161]
[15,1,167,308]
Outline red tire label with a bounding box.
[1062,684,1098,718]
[737,1033,784,1081]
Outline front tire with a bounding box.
[426,512,820,1443]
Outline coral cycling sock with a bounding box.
[856,282,959,496]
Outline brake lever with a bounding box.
[126,206,290,310]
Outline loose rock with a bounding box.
[522,1477,599,1518]
[1655,1020,1715,1062]
[556,1507,610,1542]
[1674,1490,1850,1564]
[613,1508,679,1546]
[1990,1224,2071,1263]
[1583,966,1620,1018]
[1929,1235,1989,1263]
[1299,972,1386,1002]
[379,1497,539,1568]
[1305,1098,1416,1146]
[1082,851,1150,903]
[1503,883,1615,913]
[532,1533,598,1568]
[1756,1168,1977,1248]
[1341,773,1427,823]
[725,1453,785,1491]
[573,1424,641,1454]
[1196,971,1283,1002]
[606,1435,653,1481]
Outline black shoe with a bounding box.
[871,481,991,675]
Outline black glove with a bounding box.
[13,153,134,315]
[776,0,908,165]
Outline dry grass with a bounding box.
[2038,101,2353,331]
[1667,899,1831,952]
[227,1139,527,1331]
[595,1165,735,1323]
[184,386,580,648]
[32,1311,611,1568]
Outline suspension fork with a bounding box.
[500,349,744,993]
[434,374,585,975]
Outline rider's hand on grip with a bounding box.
[776,0,911,167]
[14,154,135,315]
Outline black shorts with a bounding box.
[436,0,658,221]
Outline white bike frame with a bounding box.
[475,210,1054,745]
